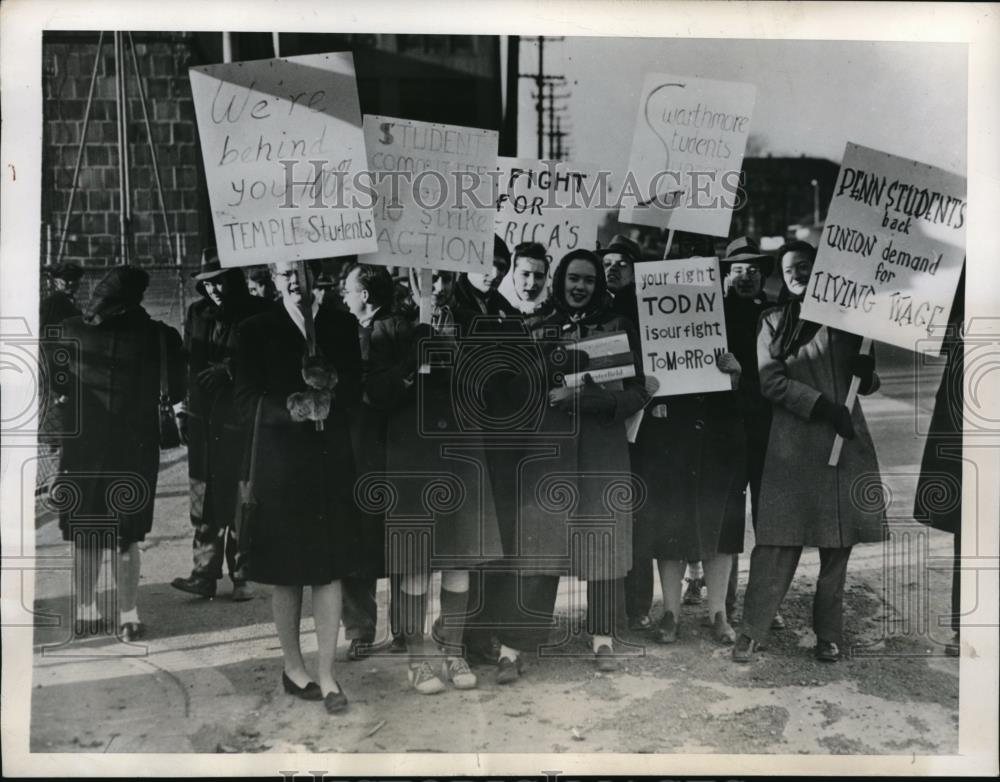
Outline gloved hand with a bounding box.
[578,374,616,417]
[176,410,189,446]
[197,363,230,394]
[717,352,742,375]
[811,395,855,439]
[850,353,876,393]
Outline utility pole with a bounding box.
[519,36,566,159]
[545,81,572,159]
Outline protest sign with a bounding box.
[801,142,966,355]
[620,74,755,238]
[635,257,730,395]
[189,52,376,267]
[360,115,498,273]
[495,158,602,255]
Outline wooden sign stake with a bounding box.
[827,337,872,466]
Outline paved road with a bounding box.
[27,358,960,755]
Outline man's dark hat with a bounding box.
[191,247,229,281]
[720,236,774,278]
[48,262,83,282]
[314,271,337,289]
[596,234,642,264]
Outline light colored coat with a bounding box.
[755,310,885,548]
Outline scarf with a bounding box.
[769,294,821,360]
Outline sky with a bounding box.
[517,37,967,179]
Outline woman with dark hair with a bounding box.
[233,260,365,714]
[56,266,185,641]
[491,249,650,680]
[246,266,279,301]
[733,241,885,664]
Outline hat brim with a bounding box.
[720,254,775,276]
[192,267,231,282]
[596,246,638,261]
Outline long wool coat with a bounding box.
[57,306,185,550]
[233,302,369,586]
[510,307,649,581]
[755,311,885,548]
[183,280,269,531]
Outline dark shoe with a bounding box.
[712,611,736,645]
[465,640,500,666]
[170,575,217,599]
[628,614,653,633]
[732,634,758,663]
[348,637,375,661]
[282,671,323,701]
[231,580,255,601]
[945,632,960,658]
[653,611,678,644]
[389,633,407,653]
[815,639,841,662]
[683,577,704,605]
[119,621,145,642]
[770,612,786,631]
[595,644,619,672]
[496,654,524,685]
[323,683,349,714]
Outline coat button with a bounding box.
[694,419,705,430]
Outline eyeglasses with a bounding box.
[602,259,631,270]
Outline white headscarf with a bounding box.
[497,259,552,315]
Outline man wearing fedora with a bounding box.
[718,236,780,624]
[171,248,270,601]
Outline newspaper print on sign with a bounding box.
[801,142,967,355]
[620,74,755,238]
[636,257,730,396]
[188,52,376,267]
[360,116,498,273]
[494,158,602,255]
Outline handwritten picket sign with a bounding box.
[801,142,967,356]
[635,257,731,396]
[620,74,756,238]
[360,115,498,273]
[189,52,376,267]
[494,158,603,256]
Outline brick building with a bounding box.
[40,31,509,329]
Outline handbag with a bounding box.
[158,328,181,449]
[233,397,264,582]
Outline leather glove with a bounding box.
[850,353,876,394]
[578,374,616,417]
[811,395,855,439]
[196,363,230,394]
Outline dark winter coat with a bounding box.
[511,303,649,580]
[755,310,885,548]
[232,302,367,586]
[184,275,270,530]
[914,272,964,535]
[40,291,81,330]
[378,309,504,574]
[57,305,185,550]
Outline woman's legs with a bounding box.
[311,580,343,695]
[272,585,310,685]
[117,542,141,622]
[73,543,104,630]
[657,560,685,620]
[586,578,616,651]
[400,571,445,693]
[439,570,476,688]
[704,553,736,642]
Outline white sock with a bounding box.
[499,644,520,662]
[77,601,99,621]
[592,635,613,654]
[119,607,139,624]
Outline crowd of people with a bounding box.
[38,231,961,717]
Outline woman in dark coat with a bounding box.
[633,274,746,647]
[734,241,885,664]
[56,266,185,641]
[232,260,364,714]
[492,249,650,680]
[914,268,964,656]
